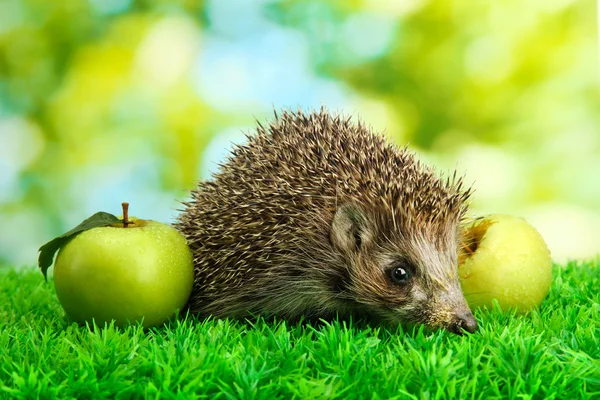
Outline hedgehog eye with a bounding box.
[390,266,410,284]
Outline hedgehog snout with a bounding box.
[430,282,478,334]
[447,311,478,335]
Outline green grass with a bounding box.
[1,261,599,399]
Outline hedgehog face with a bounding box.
[330,203,477,335]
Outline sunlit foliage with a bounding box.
[0,0,598,266]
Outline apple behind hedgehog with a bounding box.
[39,203,194,328]
[458,214,553,313]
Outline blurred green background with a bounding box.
[1,0,599,268]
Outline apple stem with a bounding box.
[122,202,130,228]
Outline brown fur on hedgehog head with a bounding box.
[177,108,477,335]
[326,199,474,334]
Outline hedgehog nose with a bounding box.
[450,311,478,335]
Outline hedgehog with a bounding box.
[176,108,477,335]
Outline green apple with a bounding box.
[52,204,194,328]
[458,214,552,313]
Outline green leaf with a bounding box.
[38,212,121,281]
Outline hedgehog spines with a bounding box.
[177,107,472,320]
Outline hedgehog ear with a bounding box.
[330,203,373,254]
